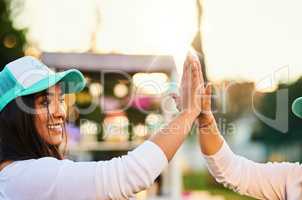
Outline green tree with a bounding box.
[0,0,26,70]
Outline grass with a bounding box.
[183,171,256,200]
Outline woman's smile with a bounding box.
[47,123,64,133]
[34,85,66,145]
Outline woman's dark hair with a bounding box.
[0,90,66,163]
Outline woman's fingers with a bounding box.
[205,83,212,96]
[202,83,212,114]
[181,54,191,84]
[178,52,206,116]
[191,53,204,88]
[187,52,204,97]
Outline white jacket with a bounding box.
[203,140,302,200]
[0,141,168,200]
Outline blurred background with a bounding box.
[1,0,302,199]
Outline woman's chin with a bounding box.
[47,131,63,145]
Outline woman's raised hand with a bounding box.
[172,52,212,121]
[180,52,203,117]
[149,52,209,161]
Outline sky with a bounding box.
[202,0,302,83]
[12,0,302,83]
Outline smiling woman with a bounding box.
[0,55,204,199]
[0,86,65,161]
[34,85,66,146]
[0,56,85,162]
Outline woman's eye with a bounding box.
[41,100,50,106]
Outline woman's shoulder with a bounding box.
[1,157,73,188]
[0,157,69,199]
[0,157,72,179]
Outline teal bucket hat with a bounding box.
[0,56,86,112]
[292,97,302,119]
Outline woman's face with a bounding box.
[34,85,66,145]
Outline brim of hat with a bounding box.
[292,97,302,119]
[20,69,86,96]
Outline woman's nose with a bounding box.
[52,102,66,120]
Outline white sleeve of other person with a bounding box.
[0,141,168,200]
[203,140,302,200]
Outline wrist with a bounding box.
[198,112,215,126]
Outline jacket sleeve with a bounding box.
[203,140,302,200]
[21,141,168,200]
